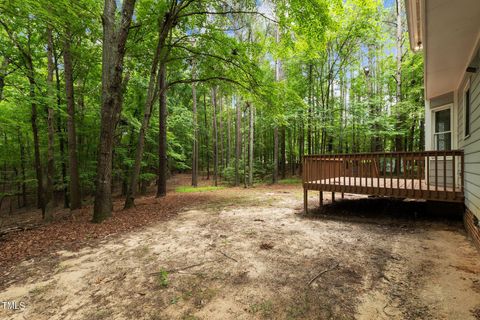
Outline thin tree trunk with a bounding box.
[191,61,198,187]
[235,95,241,186]
[203,92,210,180]
[157,63,168,197]
[93,0,136,222]
[218,94,224,173]
[280,126,286,179]
[17,130,27,207]
[53,48,69,208]
[273,127,279,183]
[307,63,313,155]
[212,87,218,187]
[226,101,231,167]
[395,0,404,152]
[248,103,254,186]
[45,26,56,220]
[0,58,7,101]
[273,25,281,183]
[28,64,44,215]
[243,107,247,188]
[64,29,82,210]
[125,9,174,208]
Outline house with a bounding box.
[405,0,480,248]
[302,0,480,250]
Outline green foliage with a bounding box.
[0,0,424,210]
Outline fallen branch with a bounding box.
[219,250,238,262]
[151,258,222,275]
[0,224,42,237]
[307,263,340,287]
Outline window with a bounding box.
[434,108,451,150]
[465,88,471,137]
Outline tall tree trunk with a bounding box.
[218,95,224,173]
[226,101,231,167]
[212,87,218,187]
[17,130,27,207]
[53,48,69,208]
[395,0,404,152]
[93,0,136,222]
[27,63,44,216]
[0,58,7,101]
[307,63,313,155]
[248,103,254,186]
[280,126,286,179]
[191,62,198,187]
[203,92,210,180]
[125,9,174,208]
[45,26,56,220]
[273,128,279,183]
[64,30,82,210]
[235,95,241,186]
[273,25,281,183]
[298,111,304,175]
[156,63,168,197]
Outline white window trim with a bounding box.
[432,104,453,151]
[464,78,471,140]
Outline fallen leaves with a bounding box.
[0,193,213,278]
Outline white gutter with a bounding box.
[405,0,424,52]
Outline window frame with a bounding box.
[433,105,452,151]
[464,79,471,139]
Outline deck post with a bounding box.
[319,191,323,206]
[304,188,308,214]
[332,192,335,203]
[341,192,344,199]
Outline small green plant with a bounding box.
[157,269,169,288]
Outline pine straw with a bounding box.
[0,193,213,273]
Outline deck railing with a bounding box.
[303,150,464,203]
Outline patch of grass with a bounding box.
[157,269,169,288]
[278,178,302,185]
[249,300,274,318]
[170,296,181,304]
[175,186,226,193]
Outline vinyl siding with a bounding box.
[458,59,480,221]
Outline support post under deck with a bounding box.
[304,188,308,214]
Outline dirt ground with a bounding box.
[1,178,480,319]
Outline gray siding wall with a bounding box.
[458,55,480,220]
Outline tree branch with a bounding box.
[178,10,277,24]
[167,76,248,90]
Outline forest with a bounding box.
[0,0,424,223]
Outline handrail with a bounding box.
[303,150,464,158]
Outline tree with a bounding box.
[63,28,82,210]
[93,0,136,223]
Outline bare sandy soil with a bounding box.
[1,183,480,320]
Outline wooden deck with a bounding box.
[303,151,465,212]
